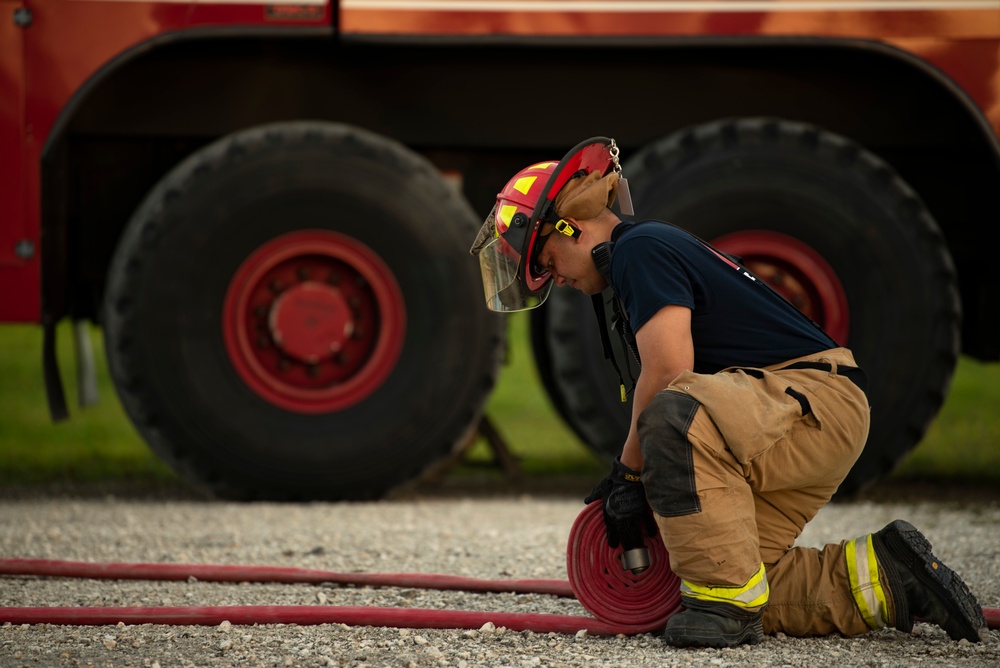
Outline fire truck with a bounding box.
[2,0,998,500]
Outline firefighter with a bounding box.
[470,138,987,648]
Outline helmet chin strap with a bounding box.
[589,241,637,403]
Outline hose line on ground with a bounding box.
[1,502,997,634]
[0,502,679,635]
[0,557,574,597]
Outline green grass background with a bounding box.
[1,315,998,487]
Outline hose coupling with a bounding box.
[620,547,650,575]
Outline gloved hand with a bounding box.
[584,458,658,549]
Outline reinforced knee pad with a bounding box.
[638,391,702,517]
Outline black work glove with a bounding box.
[584,458,658,549]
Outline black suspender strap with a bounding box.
[592,293,637,402]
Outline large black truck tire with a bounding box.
[532,118,960,497]
[103,122,503,501]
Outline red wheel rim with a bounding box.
[223,230,406,414]
[712,230,849,345]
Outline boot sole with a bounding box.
[879,520,987,642]
[662,616,764,648]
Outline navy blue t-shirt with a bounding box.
[609,221,837,374]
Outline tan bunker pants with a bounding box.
[638,348,874,636]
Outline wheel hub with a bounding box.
[269,282,354,363]
[712,230,850,345]
[223,230,406,414]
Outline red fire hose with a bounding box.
[0,502,679,635]
[1,502,997,635]
[0,557,574,597]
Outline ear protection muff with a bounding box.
[554,220,581,238]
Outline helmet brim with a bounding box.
[522,138,616,286]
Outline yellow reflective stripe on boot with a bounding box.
[845,534,890,629]
[680,562,769,609]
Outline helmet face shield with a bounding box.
[478,237,554,311]
[472,205,554,312]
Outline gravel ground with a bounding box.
[0,479,998,668]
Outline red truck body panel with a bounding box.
[338,2,1000,135]
[1,0,998,323]
[1,0,330,322]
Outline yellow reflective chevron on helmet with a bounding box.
[498,204,518,229]
[513,176,537,195]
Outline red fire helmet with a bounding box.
[470,137,618,312]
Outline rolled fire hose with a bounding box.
[0,502,679,635]
[2,502,997,634]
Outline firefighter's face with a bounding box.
[535,222,608,295]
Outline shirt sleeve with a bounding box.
[611,232,696,333]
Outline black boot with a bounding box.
[662,602,764,648]
[872,520,987,643]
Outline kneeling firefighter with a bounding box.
[470,138,988,648]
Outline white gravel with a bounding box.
[1,482,998,667]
